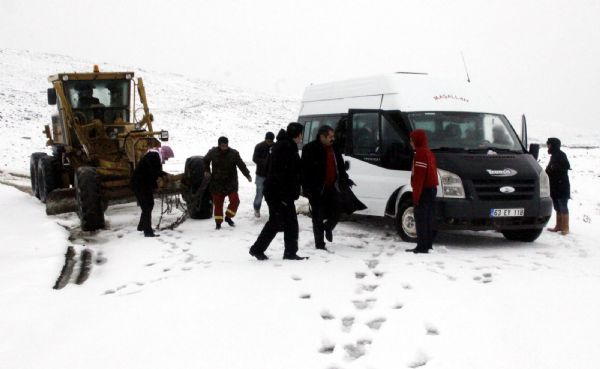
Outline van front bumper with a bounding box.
[434,197,552,231]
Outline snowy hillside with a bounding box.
[0,48,300,174]
[1,49,600,369]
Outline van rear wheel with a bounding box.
[501,228,543,242]
[396,198,418,243]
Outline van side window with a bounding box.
[302,121,312,145]
[381,114,412,170]
[352,113,380,156]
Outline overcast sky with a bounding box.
[1,0,599,129]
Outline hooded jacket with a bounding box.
[546,137,570,199]
[410,130,438,204]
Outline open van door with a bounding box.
[521,114,540,159]
[521,114,528,148]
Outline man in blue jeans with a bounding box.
[252,132,274,217]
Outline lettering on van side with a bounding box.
[433,94,470,103]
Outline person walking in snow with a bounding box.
[406,129,438,254]
[252,131,275,217]
[249,123,307,260]
[301,125,353,252]
[546,137,571,235]
[131,146,174,237]
[203,136,252,229]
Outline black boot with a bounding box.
[405,247,428,254]
[225,217,235,227]
[216,223,222,230]
[316,244,329,252]
[249,249,269,260]
[144,230,159,237]
[325,228,333,242]
[283,253,309,260]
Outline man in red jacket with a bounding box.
[406,129,439,254]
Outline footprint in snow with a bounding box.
[352,298,376,310]
[291,274,302,281]
[355,272,367,279]
[299,293,311,299]
[341,316,355,331]
[344,339,372,360]
[366,317,386,330]
[408,350,430,368]
[402,283,412,290]
[362,284,379,292]
[365,260,379,269]
[318,340,336,354]
[424,322,439,335]
[392,302,404,309]
[320,310,335,320]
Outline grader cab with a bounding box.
[30,66,212,231]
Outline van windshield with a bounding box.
[407,112,524,153]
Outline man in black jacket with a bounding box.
[546,137,571,235]
[252,132,275,218]
[249,123,307,260]
[131,147,173,237]
[203,137,252,229]
[301,125,352,251]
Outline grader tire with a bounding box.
[183,156,213,219]
[30,152,47,199]
[37,156,62,203]
[75,167,105,231]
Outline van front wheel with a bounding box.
[396,199,418,243]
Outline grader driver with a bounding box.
[30,66,212,231]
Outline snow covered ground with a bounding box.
[1,49,599,369]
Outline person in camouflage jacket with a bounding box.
[203,136,252,229]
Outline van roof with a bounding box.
[301,73,500,114]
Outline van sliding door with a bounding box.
[347,109,412,216]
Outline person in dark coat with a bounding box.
[249,123,307,260]
[406,130,438,254]
[301,125,354,251]
[252,131,275,217]
[130,146,174,237]
[546,137,571,235]
[203,136,252,229]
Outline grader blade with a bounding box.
[46,188,77,215]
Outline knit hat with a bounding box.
[265,132,275,140]
[218,136,228,145]
[159,145,174,163]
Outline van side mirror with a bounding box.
[529,143,540,160]
[47,88,57,105]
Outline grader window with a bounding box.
[65,80,130,124]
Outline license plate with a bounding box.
[490,208,524,217]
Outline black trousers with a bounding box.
[309,187,341,248]
[135,190,154,233]
[250,197,299,256]
[414,187,436,251]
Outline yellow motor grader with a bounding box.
[31,66,212,231]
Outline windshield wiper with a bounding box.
[467,147,523,154]
[431,147,469,152]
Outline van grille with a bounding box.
[471,179,536,201]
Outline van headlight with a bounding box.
[539,169,550,198]
[438,169,465,198]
